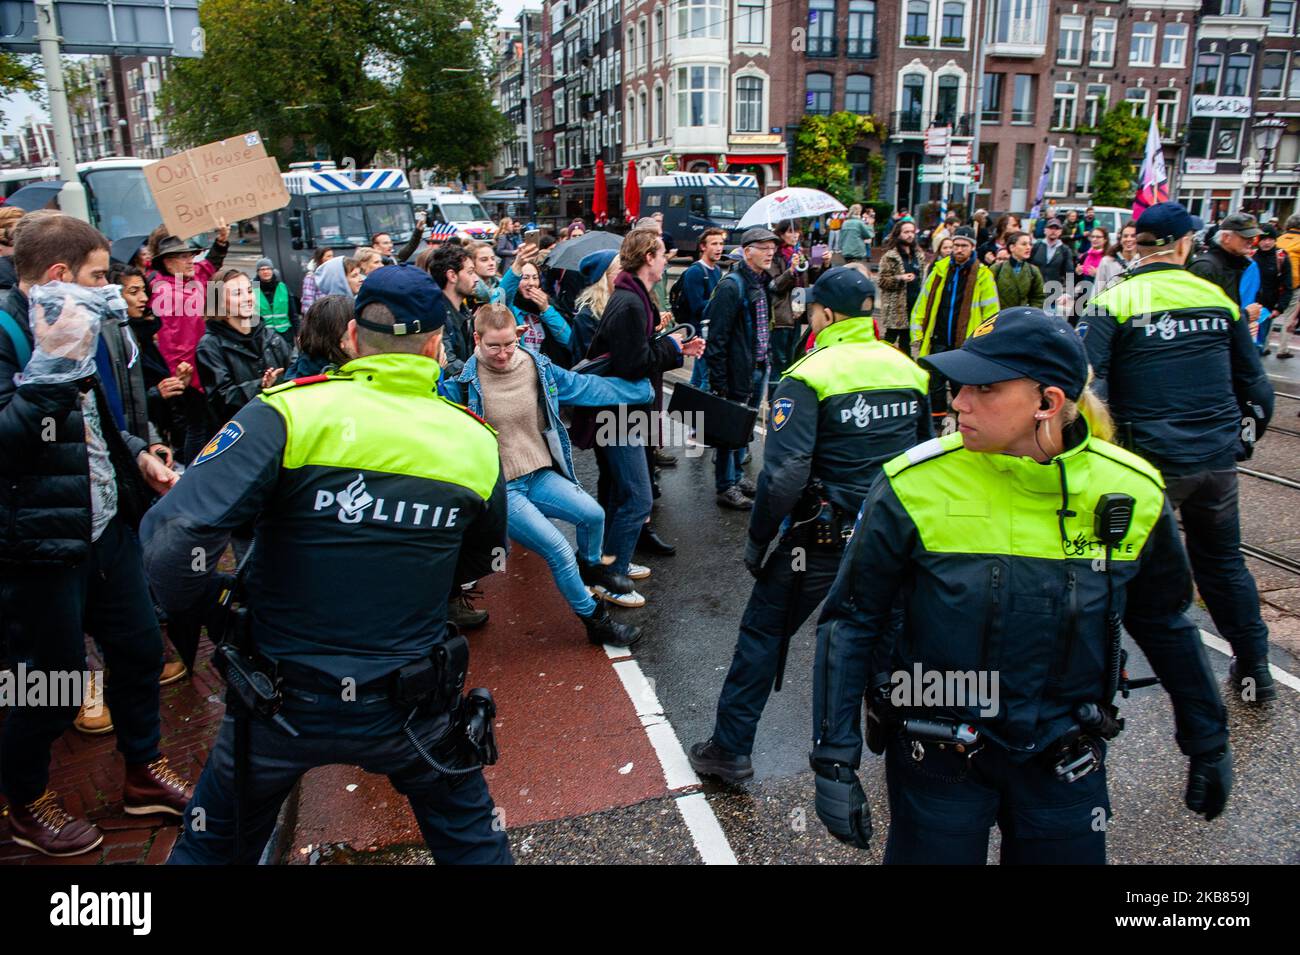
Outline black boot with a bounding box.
[579,560,634,596]
[688,739,754,784]
[1229,656,1277,704]
[581,602,642,648]
[638,524,677,556]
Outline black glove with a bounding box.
[813,765,872,849]
[743,536,769,579]
[1185,744,1233,821]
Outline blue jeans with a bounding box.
[714,366,766,493]
[689,354,710,393]
[594,438,653,576]
[506,468,602,616]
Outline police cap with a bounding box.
[810,267,876,317]
[920,307,1088,401]
[354,264,447,337]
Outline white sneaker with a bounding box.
[627,563,651,580]
[594,586,646,608]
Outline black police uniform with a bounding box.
[692,269,933,777]
[141,266,513,864]
[1085,252,1275,695]
[812,308,1231,864]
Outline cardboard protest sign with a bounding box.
[144,131,290,240]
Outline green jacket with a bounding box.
[910,255,1000,356]
[256,280,292,334]
[813,423,1228,767]
[839,218,872,260]
[991,259,1045,310]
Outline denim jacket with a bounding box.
[447,344,652,484]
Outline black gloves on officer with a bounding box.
[811,761,872,849]
[1185,744,1233,821]
[744,536,769,579]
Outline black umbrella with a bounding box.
[545,230,624,272]
[110,234,152,268]
[3,180,64,212]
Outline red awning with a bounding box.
[725,154,785,165]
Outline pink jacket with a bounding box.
[1079,248,1105,277]
[149,241,227,390]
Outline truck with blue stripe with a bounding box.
[259,161,418,292]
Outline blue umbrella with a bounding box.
[3,180,64,212]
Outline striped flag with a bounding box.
[1132,115,1170,221]
[427,222,460,239]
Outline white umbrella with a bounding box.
[737,187,847,229]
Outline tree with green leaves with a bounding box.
[1091,101,1150,208]
[158,0,507,180]
[791,112,885,206]
[0,52,39,102]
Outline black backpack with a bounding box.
[668,267,692,326]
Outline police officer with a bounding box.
[141,265,512,864]
[1084,202,1276,704]
[689,268,933,783]
[812,307,1232,863]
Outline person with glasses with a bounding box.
[445,304,651,648]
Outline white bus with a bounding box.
[0,158,164,242]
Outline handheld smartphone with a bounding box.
[524,229,542,245]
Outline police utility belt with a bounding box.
[215,600,498,771]
[785,481,853,550]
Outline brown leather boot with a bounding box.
[73,671,114,735]
[122,756,193,817]
[159,659,189,686]
[7,790,104,857]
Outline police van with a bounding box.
[639,173,761,254]
[259,162,417,292]
[410,187,496,242]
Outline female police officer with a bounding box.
[810,306,1233,864]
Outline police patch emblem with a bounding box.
[971,317,997,337]
[194,421,243,465]
[772,398,794,431]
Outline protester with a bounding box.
[148,227,230,463]
[680,226,726,392]
[0,205,23,290]
[930,213,960,254]
[469,240,503,307]
[971,209,992,247]
[572,249,618,362]
[1190,213,1263,331]
[499,244,572,361]
[1093,222,1139,293]
[0,211,189,858]
[496,216,521,271]
[1275,214,1300,359]
[1030,218,1077,309]
[586,229,704,604]
[990,231,1045,309]
[299,246,335,315]
[1253,225,1292,355]
[446,303,649,647]
[285,294,356,379]
[314,254,363,297]
[195,268,292,426]
[254,256,298,346]
[839,204,873,264]
[764,219,818,395]
[704,227,779,509]
[427,243,478,379]
[875,219,925,351]
[113,264,186,455]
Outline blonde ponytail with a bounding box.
[1062,372,1114,442]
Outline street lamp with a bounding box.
[1251,114,1287,215]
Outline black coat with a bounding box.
[703,266,769,401]
[195,319,294,426]
[588,278,683,386]
[1189,244,1248,306]
[1256,247,1294,314]
[1030,240,1077,296]
[0,288,149,566]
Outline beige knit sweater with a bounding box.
[478,348,552,481]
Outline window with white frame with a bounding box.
[1090,18,1116,67]
[1268,0,1295,34]
[1155,89,1179,136]
[653,84,664,138]
[626,27,635,73]
[1011,73,1034,123]
[1291,52,1300,97]
[1058,15,1083,64]
[1260,51,1286,97]
[1075,149,1095,196]
[554,88,566,126]
[809,0,837,55]
[1125,86,1149,119]
[557,137,567,168]
[737,0,765,44]
[676,65,724,125]
[736,75,763,130]
[1048,148,1071,196]
[940,2,965,44]
[626,94,635,142]
[1052,82,1078,130]
[638,89,648,142]
[846,74,873,113]
[900,72,926,130]
[653,8,664,60]
[1129,22,1156,67]
[1160,22,1187,68]
[847,1,876,56]
[1084,83,1108,128]
[675,0,725,39]
[1222,54,1251,97]
[905,0,929,42]
[639,18,648,68]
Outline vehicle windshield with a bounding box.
[307,193,414,246]
[436,200,488,222]
[710,188,759,222]
[82,168,165,241]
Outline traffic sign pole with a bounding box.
[34,0,88,222]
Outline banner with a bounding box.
[1028,146,1055,220]
[1132,115,1170,221]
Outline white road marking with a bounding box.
[608,657,739,863]
[1199,629,1300,694]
